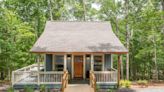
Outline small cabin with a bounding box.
[12,21,128,91]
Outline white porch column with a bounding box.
[83,54,86,79]
[44,54,46,72]
[102,54,105,71]
[72,54,74,79]
[64,54,67,71]
[91,54,94,71]
[37,55,40,85]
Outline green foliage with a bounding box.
[7,87,14,92]
[24,86,34,92]
[40,85,46,92]
[120,80,131,88]
[96,85,100,91]
[108,89,115,92]
[0,0,164,82]
[137,80,148,87]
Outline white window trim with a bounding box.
[52,54,66,71]
[92,54,105,71]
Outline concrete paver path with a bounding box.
[65,84,94,92]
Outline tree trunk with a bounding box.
[162,0,164,12]
[8,68,11,81]
[125,0,130,80]
[115,17,119,36]
[153,35,158,81]
[0,72,4,80]
[82,0,86,21]
[48,0,53,21]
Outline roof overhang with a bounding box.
[30,21,128,54]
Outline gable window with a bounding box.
[53,55,64,71]
[94,55,103,71]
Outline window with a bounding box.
[94,55,103,71]
[54,55,64,71]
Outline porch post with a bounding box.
[117,55,121,86]
[83,54,86,79]
[91,54,94,71]
[37,55,40,85]
[102,54,105,71]
[44,54,46,72]
[120,55,123,79]
[64,54,67,71]
[72,54,74,79]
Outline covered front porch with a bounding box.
[12,53,123,92]
[45,53,116,79]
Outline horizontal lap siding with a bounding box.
[46,54,52,71]
[104,54,112,70]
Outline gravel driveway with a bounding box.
[133,87,164,92]
[116,87,164,92]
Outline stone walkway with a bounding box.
[65,84,94,92]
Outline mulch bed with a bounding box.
[0,81,11,92]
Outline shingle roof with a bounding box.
[30,21,128,54]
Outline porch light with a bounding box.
[86,55,90,60]
[67,55,71,60]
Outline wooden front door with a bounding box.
[74,56,83,78]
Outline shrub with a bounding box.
[40,85,46,92]
[137,80,148,87]
[108,89,115,92]
[96,85,100,91]
[24,86,34,92]
[7,87,14,92]
[119,80,131,88]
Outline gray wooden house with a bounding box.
[12,21,128,91]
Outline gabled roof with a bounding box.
[30,21,128,54]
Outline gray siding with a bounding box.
[46,54,52,71]
[86,58,91,78]
[67,57,72,77]
[104,54,112,70]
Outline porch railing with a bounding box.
[90,71,96,92]
[62,71,68,92]
[12,64,65,86]
[39,72,63,84]
[94,69,117,84]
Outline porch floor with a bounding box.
[65,84,94,92]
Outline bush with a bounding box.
[7,87,14,92]
[137,80,148,87]
[40,85,46,92]
[108,89,115,92]
[96,85,100,91]
[119,80,131,88]
[24,86,34,92]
